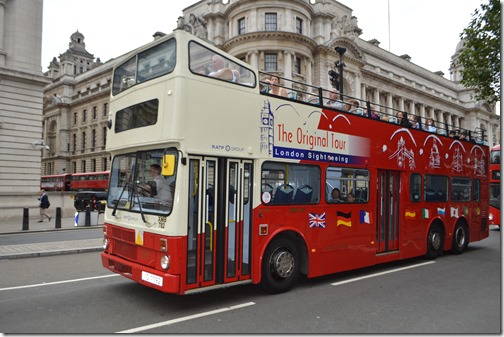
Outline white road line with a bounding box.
[331,261,436,286]
[0,274,119,291]
[117,302,256,333]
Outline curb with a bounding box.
[0,246,103,260]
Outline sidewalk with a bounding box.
[0,214,104,260]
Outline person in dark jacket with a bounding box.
[38,189,51,222]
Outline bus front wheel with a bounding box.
[451,222,469,254]
[261,237,300,293]
[426,223,444,259]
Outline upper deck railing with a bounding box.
[258,72,487,145]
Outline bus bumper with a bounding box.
[101,252,182,294]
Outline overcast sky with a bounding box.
[42,0,483,79]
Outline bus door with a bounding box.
[186,157,252,289]
[376,170,400,253]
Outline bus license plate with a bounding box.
[141,271,163,287]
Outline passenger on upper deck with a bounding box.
[426,118,437,133]
[349,100,366,116]
[396,111,412,128]
[368,104,381,119]
[208,55,239,82]
[325,90,345,110]
[263,75,288,97]
[409,114,420,129]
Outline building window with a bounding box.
[92,129,96,149]
[264,53,277,72]
[92,106,97,119]
[265,13,277,31]
[82,131,86,151]
[102,127,107,146]
[73,112,77,125]
[238,17,246,35]
[82,109,87,122]
[72,162,76,173]
[102,157,107,171]
[81,160,86,172]
[294,57,301,74]
[296,17,303,34]
[92,159,97,172]
[103,103,108,116]
[72,134,76,152]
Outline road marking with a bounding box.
[117,302,256,333]
[331,261,435,286]
[0,274,119,291]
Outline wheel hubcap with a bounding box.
[455,227,466,247]
[431,232,441,250]
[271,250,294,279]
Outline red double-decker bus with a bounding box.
[70,171,109,191]
[41,171,109,191]
[101,30,490,295]
[489,145,500,227]
[40,173,71,191]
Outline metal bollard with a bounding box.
[22,208,29,231]
[85,205,91,227]
[55,207,62,229]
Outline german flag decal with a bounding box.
[337,211,352,227]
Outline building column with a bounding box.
[305,57,313,87]
[361,83,367,102]
[283,51,293,83]
[399,97,405,112]
[353,73,361,99]
[419,104,426,120]
[0,0,6,66]
[248,50,259,70]
[386,93,393,115]
[373,88,380,108]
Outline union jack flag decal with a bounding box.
[309,212,326,228]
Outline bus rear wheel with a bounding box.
[261,237,300,294]
[451,222,469,254]
[426,223,444,259]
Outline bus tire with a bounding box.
[261,237,300,294]
[451,222,469,254]
[425,223,444,259]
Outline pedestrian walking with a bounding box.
[38,189,51,222]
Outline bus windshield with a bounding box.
[490,148,500,164]
[112,38,176,95]
[108,148,177,215]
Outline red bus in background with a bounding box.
[489,145,500,227]
[70,171,109,191]
[41,171,109,191]
[40,173,71,191]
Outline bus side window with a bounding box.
[410,173,421,202]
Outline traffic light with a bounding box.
[328,70,340,89]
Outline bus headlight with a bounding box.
[103,238,109,250]
[489,213,494,221]
[160,255,170,270]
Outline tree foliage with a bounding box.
[455,0,500,103]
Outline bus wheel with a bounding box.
[261,237,300,294]
[451,222,469,254]
[425,223,444,259]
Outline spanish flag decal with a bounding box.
[337,211,352,227]
[405,210,416,219]
[135,229,144,246]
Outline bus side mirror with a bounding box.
[162,155,176,176]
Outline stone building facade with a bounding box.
[0,0,50,219]
[43,31,114,176]
[41,0,500,181]
[177,0,499,145]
